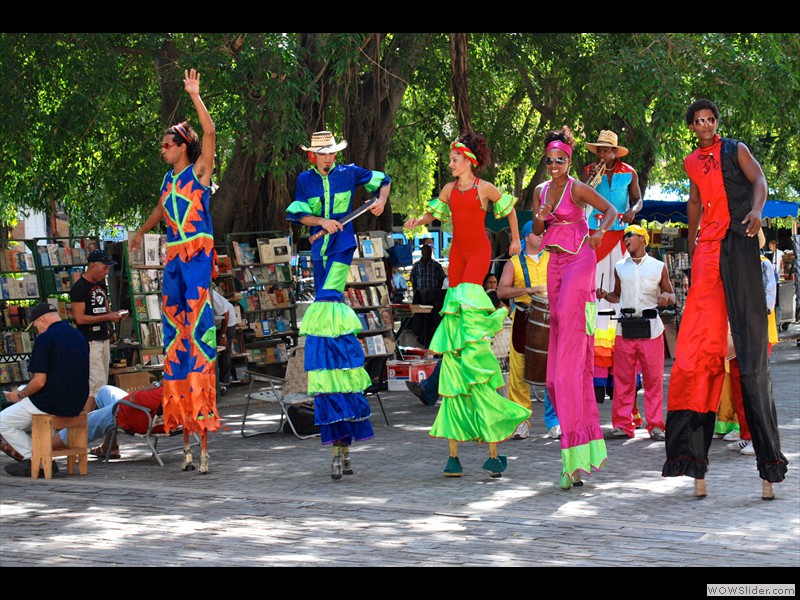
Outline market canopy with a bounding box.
[636,199,799,224]
[480,201,798,231]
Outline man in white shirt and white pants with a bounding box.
[596,224,676,441]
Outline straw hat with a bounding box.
[300,130,348,154]
[586,130,629,157]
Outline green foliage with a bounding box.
[2,32,797,236]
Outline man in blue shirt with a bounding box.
[1,302,89,477]
[286,130,391,480]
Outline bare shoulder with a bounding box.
[439,182,455,203]
[478,178,501,196]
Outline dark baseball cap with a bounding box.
[25,302,58,331]
[87,249,117,266]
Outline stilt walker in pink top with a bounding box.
[532,126,618,490]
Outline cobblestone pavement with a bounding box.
[1,327,798,573]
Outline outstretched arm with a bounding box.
[131,204,164,252]
[185,68,216,186]
[573,181,617,249]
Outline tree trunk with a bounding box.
[450,33,473,136]
[341,34,414,234]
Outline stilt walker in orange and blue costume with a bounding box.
[286,130,391,481]
[131,69,219,474]
[406,132,529,479]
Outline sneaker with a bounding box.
[512,421,529,440]
[548,425,562,439]
[406,381,435,406]
[331,453,343,481]
[723,431,741,442]
[649,427,666,441]
[739,441,755,456]
[604,427,629,439]
[482,455,508,478]
[444,456,463,477]
[4,459,58,477]
[727,440,749,451]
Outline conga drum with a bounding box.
[524,293,550,385]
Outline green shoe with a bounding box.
[482,455,508,478]
[559,471,573,490]
[444,456,463,477]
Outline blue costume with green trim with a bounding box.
[287,162,391,444]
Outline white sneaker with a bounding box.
[739,441,755,456]
[723,431,741,442]
[512,421,530,440]
[548,425,561,439]
[727,440,749,451]
[649,427,666,441]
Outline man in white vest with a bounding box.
[596,225,676,441]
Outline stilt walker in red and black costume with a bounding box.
[662,99,788,500]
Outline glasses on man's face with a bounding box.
[545,156,569,165]
[161,141,177,150]
[623,232,640,239]
[693,116,717,127]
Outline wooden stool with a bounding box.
[31,414,88,480]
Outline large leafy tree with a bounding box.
[2,33,797,243]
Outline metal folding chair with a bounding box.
[363,354,390,426]
[106,399,200,467]
[240,346,319,440]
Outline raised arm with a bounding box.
[184,68,216,186]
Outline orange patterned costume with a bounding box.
[159,163,219,435]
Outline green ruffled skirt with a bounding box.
[428,283,531,443]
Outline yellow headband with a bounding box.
[624,224,650,246]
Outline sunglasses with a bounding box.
[161,141,177,150]
[623,231,641,239]
[545,156,569,165]
[693,116,717,127]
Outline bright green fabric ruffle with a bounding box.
[493,192,516,220]
[429,283,508,353]
[714,419,740,435]
[428,282,530,443]
[561,440,608,478]
[307,368,372,395]
[425,198,451,224]
[299,300,363,337]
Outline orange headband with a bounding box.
[174,123,192,144]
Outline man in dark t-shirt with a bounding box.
[70,249,125,412]
[0,302,89,476]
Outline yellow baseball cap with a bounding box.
[624,224,650,246]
